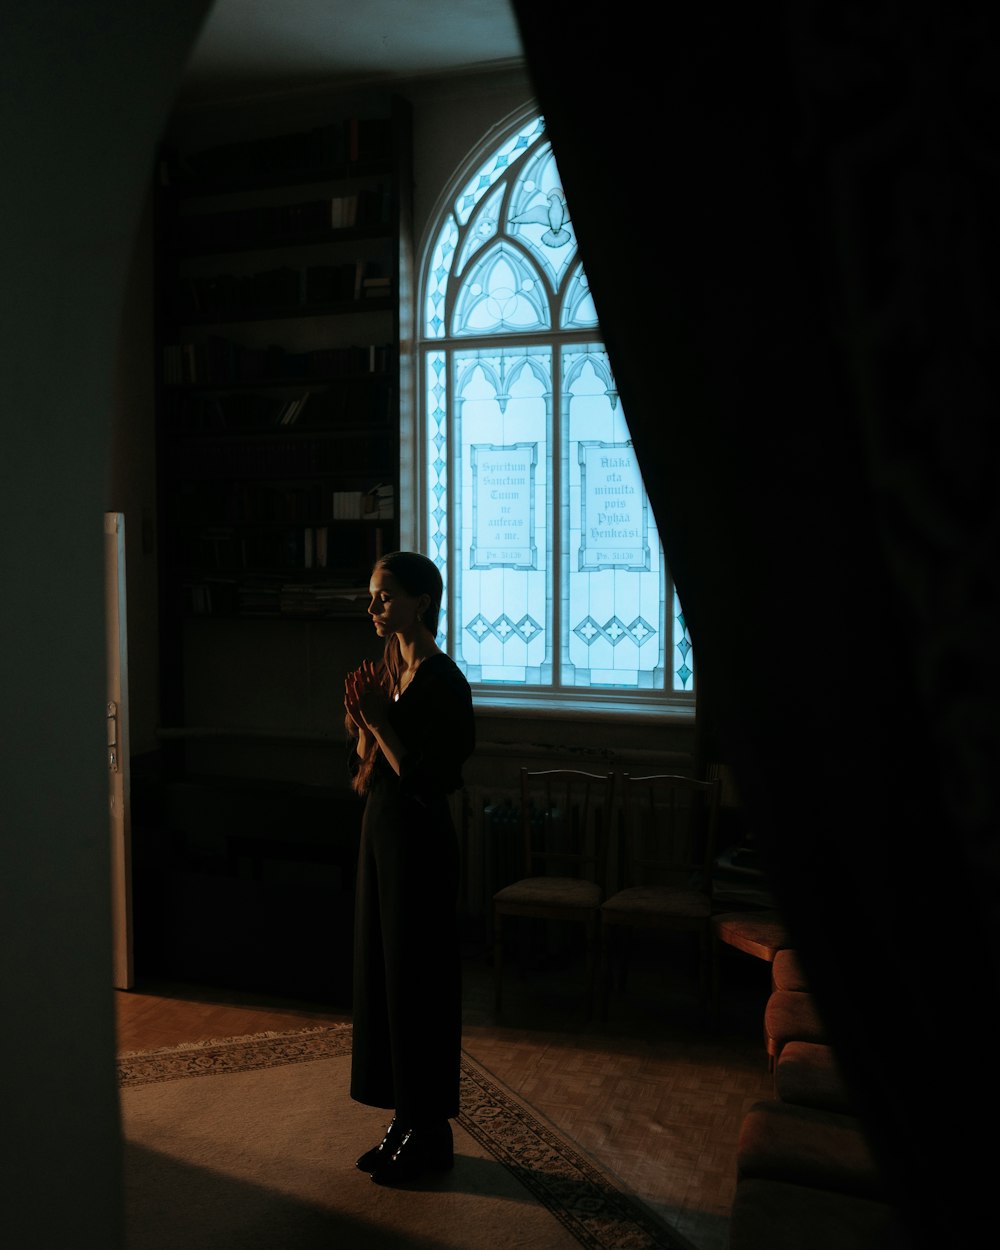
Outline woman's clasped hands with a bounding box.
[345,660,391,735]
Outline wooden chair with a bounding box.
[764,988,828,1071]
[598,771,722,1018]
[711,907,792,1023]
[492,768,615,1015]
[775,1041,854,1114]
[771,947,808,993]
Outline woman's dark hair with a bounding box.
[377,550,443,637]
[346,551,443,795]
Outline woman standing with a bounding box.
[344,551,475,1185]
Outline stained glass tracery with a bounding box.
[420,113,694,698]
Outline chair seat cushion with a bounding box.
[737,1100,884,1199]
[712,909,791,960]
[771,948,808,991]
[776,1041,853,1113]
[601,886,712,921]
[730,1178,898,1250]
[764,989,827,1059]
[493,876,602,911]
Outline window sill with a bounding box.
[471,690,694,723]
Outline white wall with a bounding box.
[0,5,215,1246]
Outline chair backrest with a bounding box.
[617,772,722,895]
[518,767,616,887]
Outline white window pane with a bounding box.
[454,348,551,685]
[563,346,665,689]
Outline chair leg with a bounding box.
[493,913,504,1015]
[584,914,598,1021]
[697,929,710,1021]
[599,922,631,1017]
[710,933,722,1026]
[597,921,611,1020]
[618,927,631,993]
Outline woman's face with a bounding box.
[367,567,425,638]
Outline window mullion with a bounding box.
[551,345,562,689]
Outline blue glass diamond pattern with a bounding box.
[515,614,542,642]
[465,613,543,645]
[573,615,658,647]
[627,616,656,646]
[605,616,627,644]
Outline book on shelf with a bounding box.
[352,257,388,301]
[236,574,286,616]
[164,112,395,192]
[184,577,239,616]
[330,194,358,228]
[173,122,350,189]
[164,338,394,386]
[176,200,332,251]
[332,490,364,520]
[175,256,396,319]
[219,524,338,573]
[304,262,358,304]
[279,392,312,425]
[183,527,241,570]
[177,266,304,320]
[277,581,371,617]
[327,185,391,230]
[364,482,395,520]
[348,116,393,164]
[301,524,331,569]
[347,118,361,163]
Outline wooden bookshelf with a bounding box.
[152,94,411,728]
[154,96,410,627]
[143,93,412,993]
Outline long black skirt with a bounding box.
[349,778,462,1123]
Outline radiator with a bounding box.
[459,786,597,942]
[458,784,521,925]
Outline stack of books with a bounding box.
[364,483,394,519]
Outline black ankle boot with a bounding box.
[356,1117,405,1173]
[370,1120,454,1185]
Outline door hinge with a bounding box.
[107,701,118,773]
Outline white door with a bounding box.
[105,511,134,989]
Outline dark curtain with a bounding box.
[511,3,1000,1247]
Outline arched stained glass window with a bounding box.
[416,106,695,711]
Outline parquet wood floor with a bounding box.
[114,936,775,1250]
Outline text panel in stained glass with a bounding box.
[562,346,665,690]
[455,347,551,685]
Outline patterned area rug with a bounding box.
[119,1025,691,1250]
